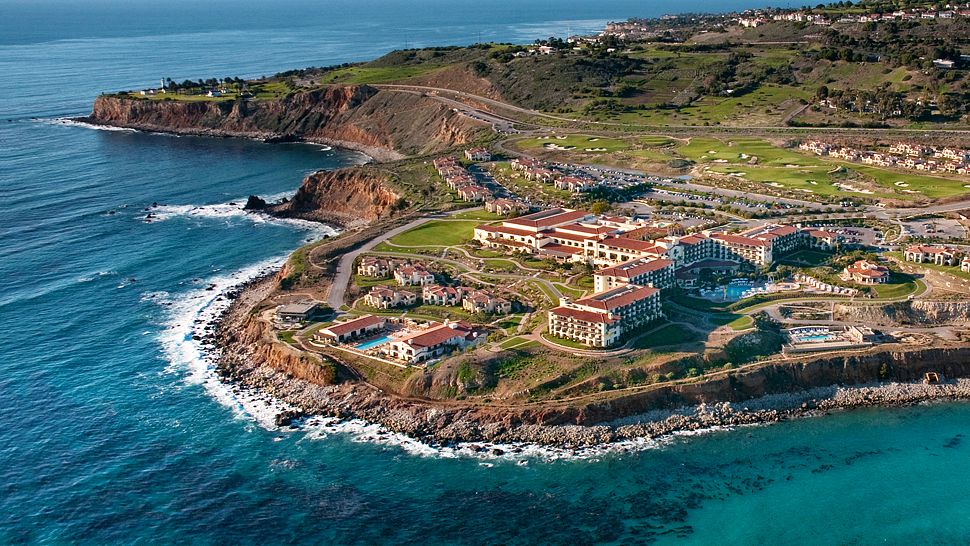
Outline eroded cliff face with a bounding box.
[221,314,337,387]
[834,300,970,326]
[268,168,400,226]
[85,85,490,158]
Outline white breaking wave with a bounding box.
[41,117,139,132]
[144,195,339,237]
[154,254,299,430]
[151,257,731,462]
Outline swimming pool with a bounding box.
[795,334,837,343]
[698,282,767,302]
[356,335,391,350]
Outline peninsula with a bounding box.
[84,2,970,446]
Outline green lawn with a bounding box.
[449,209,504,221]
[553,283,586,299]
[541,333,604,350]
[675,136,970,200]
[320,65,443,85]
[888,251,970,282]
[385,220,482,247]
[710,313,755,331]
[517,134,631,154]
[499,336,530,349]
[630,324,701,349]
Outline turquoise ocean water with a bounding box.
[2,1,970,543]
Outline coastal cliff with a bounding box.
[268,168,402,226]
[83,85,491,159]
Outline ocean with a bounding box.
[2,0,970,543]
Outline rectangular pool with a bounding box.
[356,335,391,350]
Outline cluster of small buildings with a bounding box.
[904,245,970,273]
[473,208,839,347]
[357,257,513,314]
[739,6,970,28]
[799,141,970,175]
[314,314,484,365]
[509,157,603,193]
[433,156,492,203]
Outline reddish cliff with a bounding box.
[84,85,491,159]
[269,168,401,226]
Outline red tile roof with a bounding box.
[597,258,673,279]
[599,236,664,253]
[321,315,384,337]
[550,306,617,324]
[576,284,659,312]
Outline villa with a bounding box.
[904,245,960,266]
[462,290,512,314]
[394,264,435,286]
[357,256,397,277]
[381,321,484,364]
[840,259,890,284]
[364,287,417,309]
[548,284,662,348]
[464,147,492,161]
[315,314,386,344]
[457,185,491,202]
[422,284,465,306]
[485,198,531,216]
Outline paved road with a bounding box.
[376,83,970,137]
[324,209,477,309]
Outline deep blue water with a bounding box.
[3,1,970,544]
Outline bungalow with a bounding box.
[962,256,970,273]
[381,321,483,364]
[314,314,386,344]
[462,290,512,314]
[840,260,890,285]
[364,287,416,309]
[276,301,321,323]
[394,264,435,286]
[904,245,959,266]
[422,284,465,306]
[464,147,492,162]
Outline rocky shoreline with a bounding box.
[208,273,970,451]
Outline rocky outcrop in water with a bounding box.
[267,168,401,226]
[82,85,491,159]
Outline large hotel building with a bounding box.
[476,209,839,348]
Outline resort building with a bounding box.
[315,314,386,344]
[904,245,960,266]
[276,301,321,323]
[394,264,435,286]
[462,290,512,314]
[422,284,465,306]
[963,256,970,273]
[464,147,492,162]
[548,284,662,348]
[381,321,483,364]
[840,260,890,284]
[364,287,417,309]
[594,257,675,292]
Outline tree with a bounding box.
[590,200,611,215]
